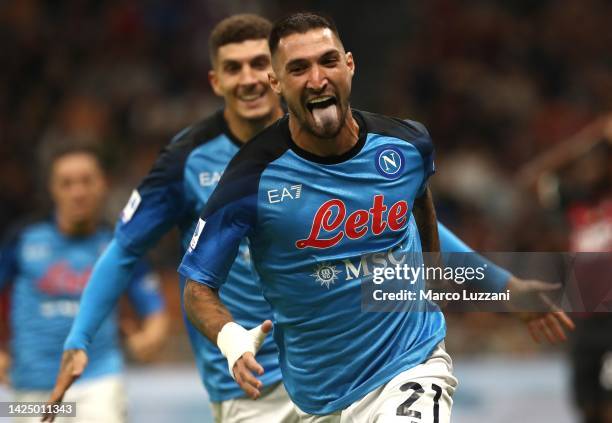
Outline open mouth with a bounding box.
[306,95,337,112]
[237,91,265,102]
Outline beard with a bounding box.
[287,91,349,139]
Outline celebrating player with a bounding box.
[179,13,574,422]
[179,12,453,421]
[0,146,167,423]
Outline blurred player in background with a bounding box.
[0,146,168,422]
[519,116,612,423]
[180,12,573,422]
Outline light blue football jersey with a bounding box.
[179,110,447,414]
[0,219,163,390]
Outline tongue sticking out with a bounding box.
[312,104,338,131]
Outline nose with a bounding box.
[306,64,327,92]
[239,65,258,86]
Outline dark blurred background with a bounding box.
[1,1,610,421]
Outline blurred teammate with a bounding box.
[0,146,168,423]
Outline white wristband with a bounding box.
[217,322,269,380]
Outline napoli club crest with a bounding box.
[375,146,405,179]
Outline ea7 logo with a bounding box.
[199,171,223,187]
[267,184,302,204]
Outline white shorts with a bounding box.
[13,374,127,423]
[211,381,300,423]
[295,342,457,423]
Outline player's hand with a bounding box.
[126,331,159,362]
[0,349,10,385]
[125,312,169,362]
[217,320,273,399]
[41,349,88,422]
[507,277,575,344]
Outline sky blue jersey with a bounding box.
[0,219,163,390]
[64,111,281,402]
[180,110,449,414]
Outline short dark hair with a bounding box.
[209,14,272,65]
[269,12,340,56]
[46,144,105,178]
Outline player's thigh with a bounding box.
[62,375,127,423]
[213,382,300,423]
[344,344,457,423]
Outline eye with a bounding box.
[321,55,339,67]
[288,64,308,75]
[251,56,270,70]
[223,62,241,74]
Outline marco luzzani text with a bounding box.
[371,264,511,303]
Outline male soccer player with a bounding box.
[179,13,573,422]
[0,146,167,423]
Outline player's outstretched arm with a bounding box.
[41,349,87,422]
[506,277,575,344]
[123,263,169,362]
[125,311,170,362]
[413,187,440,253]
[0,348,10,385]
[43,241,143,422]
[184,280,271,399]
[437,222,574,343]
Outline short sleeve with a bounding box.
[178,193,257,289]
[115,129,193,255]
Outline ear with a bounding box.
[268,71,282,95]
[208,69,223,97]
[346,52,355,77]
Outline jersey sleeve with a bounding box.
[438,222,511,292]
[114,128,193,255]
[125,260,165,317]
[64,239,141,351]
[178,194,257,289]
[403,119,434,197]
[178,144,263,289]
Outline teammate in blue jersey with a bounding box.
[0,146,167,423]
[45,15,299,423]
[180,13,574,422]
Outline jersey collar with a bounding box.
[283,109,367,165]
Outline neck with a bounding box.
[289,108,359,157]
[224,107,284,143]
[56,214,97,237]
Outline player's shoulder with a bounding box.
[357,109,433,157]
[164,110,227,159]
[2,215,53,246]
[221,114,290,177]
[358,109,430,140]
[139,111,229,189]
[202,115,290,214]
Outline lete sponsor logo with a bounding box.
[296,195,409,249]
